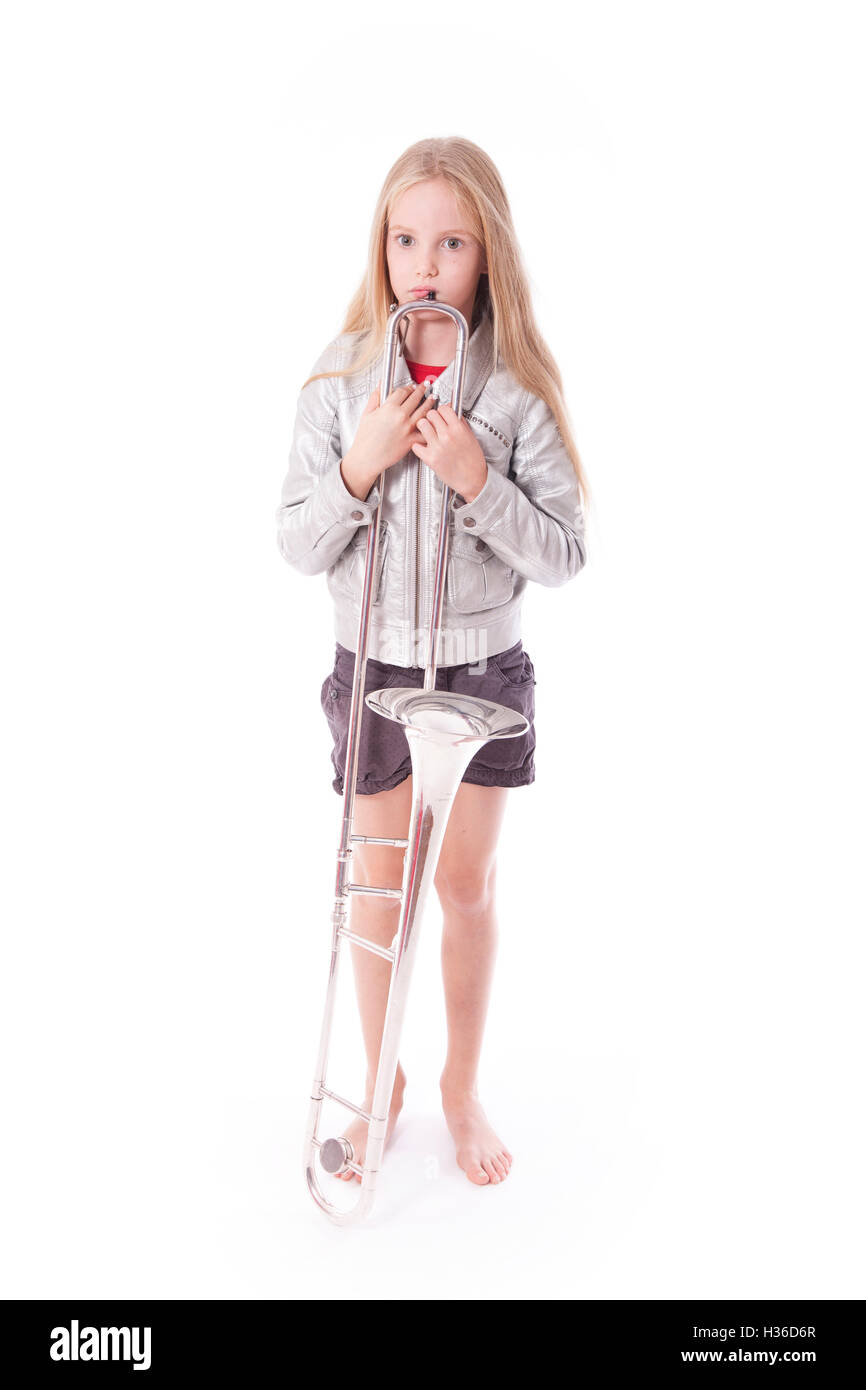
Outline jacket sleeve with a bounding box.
[275,339,382,577]
[449,389,586,586]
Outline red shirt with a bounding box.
[405,358,446,384]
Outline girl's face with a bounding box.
[385,177,488,329]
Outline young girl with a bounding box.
[276,137,589,1188]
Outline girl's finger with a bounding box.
[388,383,422,404]
[420,410,445,438]
[408,394,438,422]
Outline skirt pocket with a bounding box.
[489,643,536,688]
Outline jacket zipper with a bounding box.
[410,409,508,661]
[415,456,421,658]
[415,377,427,660]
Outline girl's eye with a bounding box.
[393,234,464,250]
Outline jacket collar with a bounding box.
[368,309,495,415]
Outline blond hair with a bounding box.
[303,136,590,512]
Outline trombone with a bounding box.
[303,297,529,1225]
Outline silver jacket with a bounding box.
[275,311,586,668]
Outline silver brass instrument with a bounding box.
[303,297,529,1225]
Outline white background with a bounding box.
[1,0,863,1300]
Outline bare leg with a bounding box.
[434,782,513,1186]
[337,775,413,1182]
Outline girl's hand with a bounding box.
[411,403,489,501]
[346,382,438,476]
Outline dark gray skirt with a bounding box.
[320,640,536,795]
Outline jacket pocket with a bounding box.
[446,529,515,614]
[327,520,390,606]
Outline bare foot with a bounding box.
[337,1067,406,1183]
[440,1084,513,1186]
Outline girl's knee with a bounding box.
[434,859,496,915]
[354,842,405,893]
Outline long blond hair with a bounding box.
[304,136,590,512]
